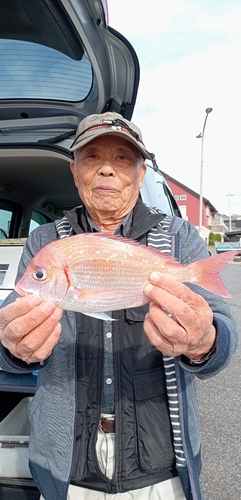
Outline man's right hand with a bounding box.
[0,295,63,364]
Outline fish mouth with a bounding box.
[14,284,27,296]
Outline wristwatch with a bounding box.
[185,342,216,365]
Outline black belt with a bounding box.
[100,417,115,433]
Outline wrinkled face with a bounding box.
[70,135,147,221]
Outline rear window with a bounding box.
[0,205,13,238]
[0,39,92,101]
[0,200,50,239]
[29,211,50,233]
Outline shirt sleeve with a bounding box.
[177,220,238,377]
[0,223,57,372]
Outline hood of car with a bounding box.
[0,0,139,146]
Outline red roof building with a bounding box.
[160,170,217,243]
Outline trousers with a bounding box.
[40,429,186,500]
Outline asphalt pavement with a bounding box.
[198,262,241,500]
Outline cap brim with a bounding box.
[69,129,151,160]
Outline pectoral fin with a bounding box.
[83,311,117,321]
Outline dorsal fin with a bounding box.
[86,232,178,262]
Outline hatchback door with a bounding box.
[0,0,139,145]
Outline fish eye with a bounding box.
[33,269,47,281]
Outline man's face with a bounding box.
[70,135,146,221]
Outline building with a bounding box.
[222,214,241,232]
[212,214,241,241]
[160,170,217,244]
[211,214,229,237]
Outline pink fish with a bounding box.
[15,233,238,320]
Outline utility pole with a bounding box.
[196,108,213,236]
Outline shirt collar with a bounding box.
[85,208,133,236]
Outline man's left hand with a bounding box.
[143,271,216,360]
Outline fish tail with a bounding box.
[188,250,239,297]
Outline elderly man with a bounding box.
[0,112,237,500]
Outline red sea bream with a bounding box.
[15,233,237,320]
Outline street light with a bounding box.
[196,107,213,236]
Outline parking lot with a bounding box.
[198,262,241,500]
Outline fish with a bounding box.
[15,233,238,321]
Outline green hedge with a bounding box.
[209,232,222,245]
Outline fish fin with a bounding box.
[83,311,117,321]
[189,250,239,297]
[86,233,178,261]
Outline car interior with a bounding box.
[0,145,78,239]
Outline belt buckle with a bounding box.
[100,416,115,433]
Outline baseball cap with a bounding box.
[69,112,152,160]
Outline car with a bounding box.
[0,1,181,497]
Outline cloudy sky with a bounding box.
[108,0,241,216]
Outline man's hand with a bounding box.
[0,295,63,364]
[143,272,216,360]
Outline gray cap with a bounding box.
[69,111,151,160]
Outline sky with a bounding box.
[108,0,241,216]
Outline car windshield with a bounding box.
[0,39,92,101]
